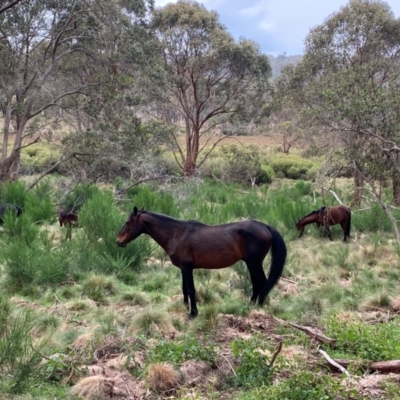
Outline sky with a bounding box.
[153,0,400,56]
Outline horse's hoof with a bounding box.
[188,312,198,319]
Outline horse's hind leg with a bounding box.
[246,262,267,304]
[324,224,333,241]
[181,266,198,318]
[180,270,189,309]
[340,221,348,242]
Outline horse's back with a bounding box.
[0,203,22,215]
[0,203,23,224]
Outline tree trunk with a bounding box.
[351,166,364,207]
[392,154,400,206]
[183,158,196,177]
[0,149,19,181]
[183,120,199,177]
[1,100,12,162]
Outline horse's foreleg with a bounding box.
[181,267,198,318]
[326,226,333,241]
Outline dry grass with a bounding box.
[146,363,181,392]
[70,376,115,399]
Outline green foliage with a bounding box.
[147,336,216,367]
[228,336,273,388]
[3,240,70,290]
[294,180,312,196]
[234,371,358,400]
[232,261,252,298]
[1,213,72,291]
[129,185,179,217]
[82,274,118,304]
[0,180,28,207]
[0,308,42,394]
[129,308,174,337]
[270,155,315,180]
[25,181,55,224]
[76,190,149,275]
[59,183,101,211]
[353,203,393,232]
[219,145,272,185]
[326,316,400,361]
[150,1,271,175]
[20,143,61,174]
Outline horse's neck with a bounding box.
[301,215,317,226]
[142,213,183,254]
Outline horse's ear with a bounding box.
[133,206,138,215]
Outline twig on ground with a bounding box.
[269,342,283,367]
[318,348,350,376]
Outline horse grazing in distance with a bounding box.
[295,205,351,242]
[0,203,23,224]
[117,207,287,318]
[58,210,79,227]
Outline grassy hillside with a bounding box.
[0,178,400,399]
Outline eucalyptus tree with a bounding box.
[0,0,22,15]
[0,0,155,182]
[280,0,400,239]
[149,0,272,176]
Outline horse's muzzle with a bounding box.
[117,240,127,247]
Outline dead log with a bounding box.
[319,358,400,374]
[289,322,336,347]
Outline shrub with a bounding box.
[0,309,41,394]
[269,155,315,180]
[59,182,100,212]
[76,190,149,275]
[20,143,60,174]
[0,180,28,207]
[219,145,271,185]
[326,316,400,361]
[25,181,55,224]
[229,336,273,388]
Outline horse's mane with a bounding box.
[300,209,319,220]
[300,206,327,220]
[140,210,206,226]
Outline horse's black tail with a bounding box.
[258,226,287,305]
[345,209,351,239]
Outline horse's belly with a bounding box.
[194,252,240,269]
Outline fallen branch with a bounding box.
[280,277,297,284]
[319,358,400,374]
[318,349,350,376]
[289,322,336,347]
[322,187,343,205]
[269,342,283,367]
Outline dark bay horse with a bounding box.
[58,210,79,227]
[296,205,351,242]
[0,203,23,224]
[117,207,287,317]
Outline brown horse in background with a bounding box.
[295,205,351,242]
[117,207,287,317]
[58,210,79,227]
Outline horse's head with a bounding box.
[117,206,144,247]
[295,218,306,237]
